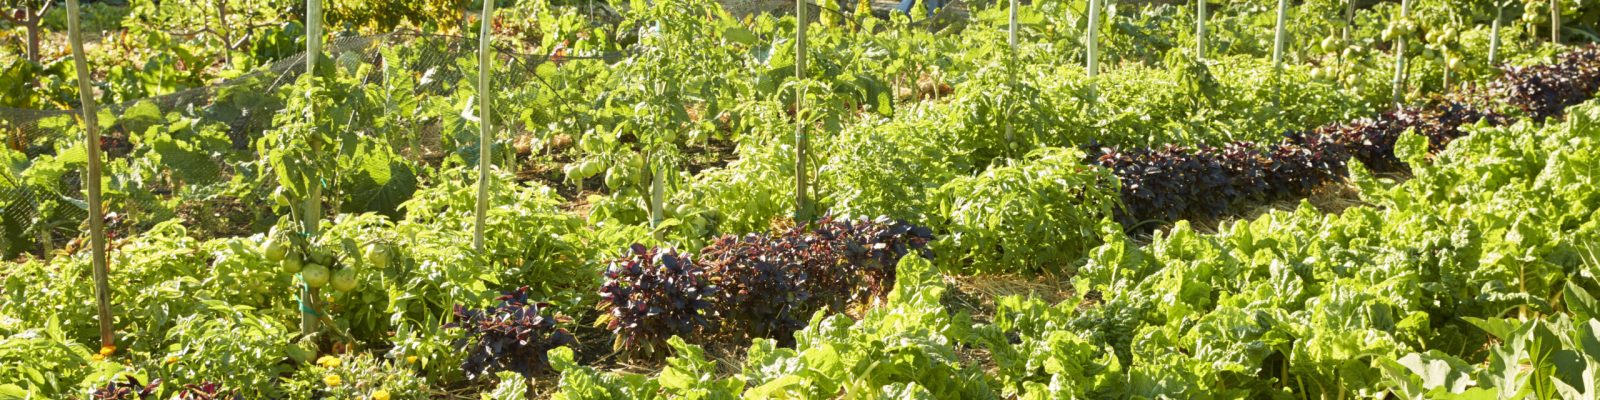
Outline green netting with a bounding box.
[0,0,967,259]
[0,29,634,258]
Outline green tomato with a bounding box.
[282,256,303,274]
[301,264,330,288]
[580,160,603,177]
[309,250,333,266]
[1321,37,1339,52]
[331,268,358,292]
[263,238,287,262]
[674,203,693,217]
[627,152,645,171]
[605,166,625,190]
[273,188,291,209]
[363,244,390,269]
[563,163,584,183]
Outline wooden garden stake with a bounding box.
[1490,1,1502,65]
[475,0,495,251]
[301,0,323,338]
[1007,0,1017,144]
[1086,0,1101,78]
[65,0,115,350]
[1272,0,1287,127]
[650,162,664,238]
[1392,0,1410,109]
[1343,0,1354,44]
[1196,0,1206,59]
[795,0,811,223]
[1551,0,1560,44]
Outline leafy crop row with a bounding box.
[548,93,1600,400]
[1093,46,1600,229]
[597,216,934,357]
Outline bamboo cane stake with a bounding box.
[1086,0,1101,78]
[1272,0,1288,126]
[1196,0,1206,59]
[65,0,115,350]
[301,0,323,338]
[1007,0,1017,144]
[1343,0,1354,43]
[1392,0,1410,109]
[475,0,495,251]
[795,0,810,223]
[1551,0,1560,44]
[1490,2,1502,65]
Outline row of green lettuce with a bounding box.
[542,97,1600,398]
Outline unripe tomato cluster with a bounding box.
[564,151,654,192]
[1381,18,1417,42]
[261,227,392,293]
[1417,21,1467,73]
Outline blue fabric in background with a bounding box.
[896,0,942,18]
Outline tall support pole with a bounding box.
[1490,2,1502,65]
[475,0,495,251]
[1272,0,1288,99]
[795,0,810,223]
[796,1,812,224]
[1550,0,1560,44]
[1342,0,1355,44]
[1195,0,1206,59]
[1007,0,1017,144]
[66,0,114,350]
[1391,0,1410,109]
[1338,0,1355,90]
[649,161,664,238]
[1271,0,1288,131]
[1086,0,1101,78]
[300,0,323,338]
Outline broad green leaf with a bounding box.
[722,27,759,46]
[1379,351,1476,397]
[1463,317,1522,340]
[1566,280,1598,321]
